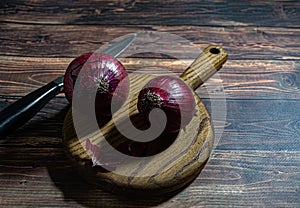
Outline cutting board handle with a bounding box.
[180,46,228,90]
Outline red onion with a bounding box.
[64,52,93,103]
[137,76,196,133]
[64,53,129,117]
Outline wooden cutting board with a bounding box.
[63,46,227,196]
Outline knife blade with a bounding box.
[0,34,136,139]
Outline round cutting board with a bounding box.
[62,46,227,196]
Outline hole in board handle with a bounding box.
[209,48,220,54]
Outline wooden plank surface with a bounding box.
[0,150,299,207]
[1,0,300,27]
[1,24,300,60]
[0,57,299,99]
[1,97,299,152]
[0,0,299,207]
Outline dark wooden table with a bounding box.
[1,1,299,207]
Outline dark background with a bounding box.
[0,0,299,207]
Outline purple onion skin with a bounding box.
[64,52,93,103]
[64,53,129,117]
[137,76,196,133]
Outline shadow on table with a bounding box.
[47,166,183,207]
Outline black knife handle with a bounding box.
[0,77,63,138]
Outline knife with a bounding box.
[0,34,136,139]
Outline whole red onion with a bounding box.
[137,76,196,133]
[64,53,129,117]
[64,52,93,103]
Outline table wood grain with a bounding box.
[0,0,299,207]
